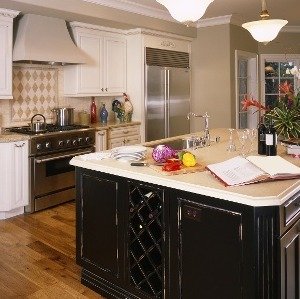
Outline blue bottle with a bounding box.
[99,103,108,124]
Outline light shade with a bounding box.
[156,0,214,23]
[242,19,288,44]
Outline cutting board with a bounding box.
[148,161,206,176]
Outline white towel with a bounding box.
[80,152,111,161]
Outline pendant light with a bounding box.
[156,0,214,24]
[242,0,287,44]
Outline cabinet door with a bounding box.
[78,171,121,281]
[281,217,300,299]
[104,37,126,94]
[0,141,28,211]
[95,129,107,151]
[0,19,13,99]
[77,33,103,94]
[171,198,243,299]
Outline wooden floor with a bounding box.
[0,202,104,298]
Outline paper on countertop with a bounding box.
[80,151,112,161]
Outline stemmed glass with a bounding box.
[226,128,236,152]
[247,128,257,153]
[237,129,249,156]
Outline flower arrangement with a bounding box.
[241,80,300,139]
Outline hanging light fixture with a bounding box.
[242,0,288,44]
[156,0,214,24]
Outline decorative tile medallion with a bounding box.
[11,66,58,122]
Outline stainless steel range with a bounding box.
[6,124,95,213]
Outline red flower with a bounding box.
[279,80,293,94]
[241,96,266,111]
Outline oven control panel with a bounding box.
[30,129,95,156]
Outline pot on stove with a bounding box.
[52,107,74,126]
[29,114,47,132]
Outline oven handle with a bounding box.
[34,149,93,164]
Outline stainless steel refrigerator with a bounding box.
[145,48,191,142]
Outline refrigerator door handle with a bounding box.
[166,69,170,138]
[164,69,168,138]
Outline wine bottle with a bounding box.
[257,122,266,155]
[265,121,277,156]
[90,97,97,124]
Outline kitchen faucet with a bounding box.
[187,112,211,146]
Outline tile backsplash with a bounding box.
[0,64,120,128]
[11,66,58,122]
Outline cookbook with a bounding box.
[206,155,300,186]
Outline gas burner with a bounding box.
[6,124,90,135]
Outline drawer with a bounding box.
[108,134,141,149]
[109,125,140,139]
[284,192,300,225]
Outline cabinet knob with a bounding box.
[98,132,105,136]
[105,88,108,92]
[101,88,104,92]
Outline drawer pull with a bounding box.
[123,130,129,134]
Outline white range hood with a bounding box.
[13,14,89,64]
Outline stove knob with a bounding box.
[36,143,42,150]
[58,140,64,147]
[85,136,91,144]
[45,142,51,149]
[66,139,71,146]
[72,139,78,146]
[78,137,83,145]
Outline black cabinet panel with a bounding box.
[178,200,242,299]
[281,217,300,299]
[81,173,119,278]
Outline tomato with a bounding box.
[162,160,181,171]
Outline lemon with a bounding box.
[182,152,196,167]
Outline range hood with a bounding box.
[13,14,89,64]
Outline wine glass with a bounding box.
[226,128,236,152]
[247,128,257,153]
[237,129,249,156]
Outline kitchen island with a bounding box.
[70,129,300,299]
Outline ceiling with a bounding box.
[84,0,300,27]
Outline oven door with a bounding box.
[28,147,93,212]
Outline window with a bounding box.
[235,50,258,129]
[260,54,300,109]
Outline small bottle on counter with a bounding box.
[257,116,266,155]
[90,97,97,124]
[99,103,108,124]
[265,119,277,156]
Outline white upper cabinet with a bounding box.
[64,22,126,97]
[0,9,19,100]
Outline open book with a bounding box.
[206,156,300,186]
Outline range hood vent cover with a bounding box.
[13,14,89,65]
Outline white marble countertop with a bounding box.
[0,133,30,143]
[70,128,300,207]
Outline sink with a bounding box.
[152,136,205,150]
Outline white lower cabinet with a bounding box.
[108,125,141,149]
[0,140,29,219]
[95,130,107,152]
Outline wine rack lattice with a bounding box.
[128,184,164,298]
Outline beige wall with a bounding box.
[191,24,231,132]
[258,32,300,54]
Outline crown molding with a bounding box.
[126,28,193,41]
[82,0,174,22]
[281,26,300,33]
[0,8,20,19]
[196,14,243,28]
[69,21,126,34]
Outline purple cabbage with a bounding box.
[152,145,176,163]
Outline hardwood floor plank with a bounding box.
[0,203,102,298]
